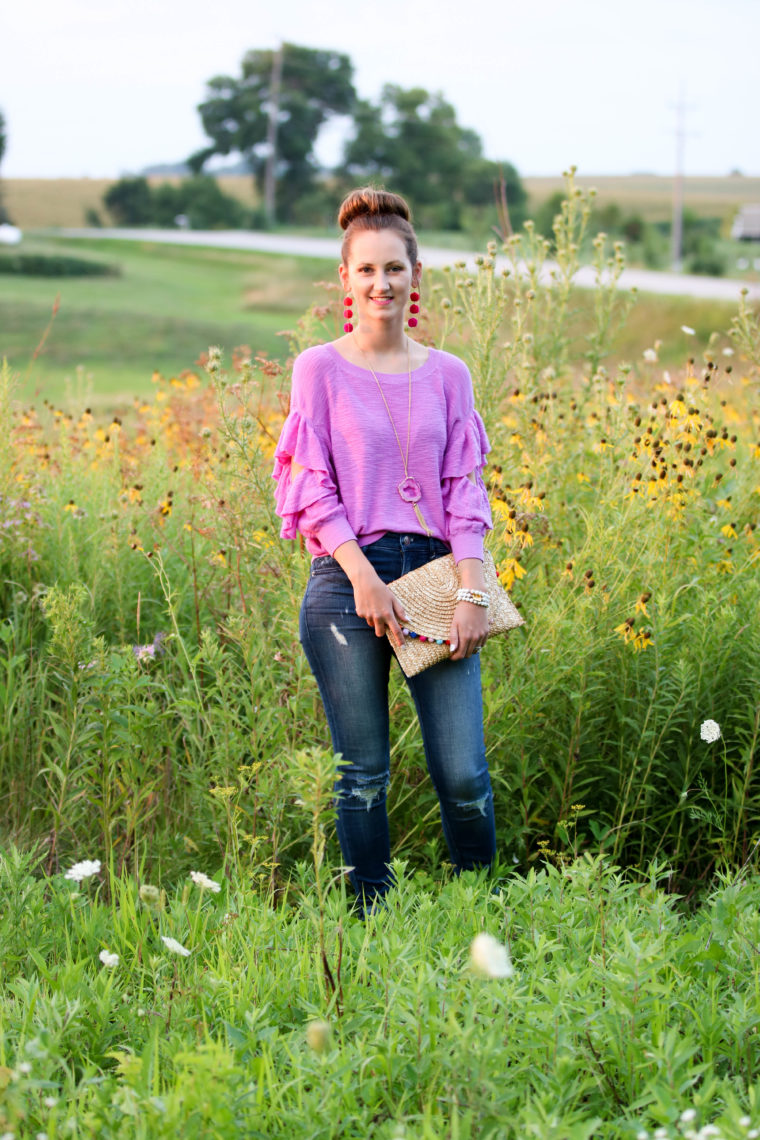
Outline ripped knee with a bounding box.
[454,789,492,818]
[337,774,389,811]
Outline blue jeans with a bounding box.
[299,532,496,911]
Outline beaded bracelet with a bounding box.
[456,588,490,608]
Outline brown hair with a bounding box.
[338,187,418,268]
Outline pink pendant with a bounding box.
[398,476,422,503]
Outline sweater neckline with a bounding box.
[325,341,435,379]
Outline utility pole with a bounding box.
[264,44,284,228]
[670,87,693,272]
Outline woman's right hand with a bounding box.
[332,539,408,648]
[353,566,407,647]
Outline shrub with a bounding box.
[0,251,118,276]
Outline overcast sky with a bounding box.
[2,0,757,179]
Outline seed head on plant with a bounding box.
[305,1019,331,1054]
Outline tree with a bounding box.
[103,177,154,226]
[341,85,525,231]
[190,43,355,225]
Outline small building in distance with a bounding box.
[731,205,760,240]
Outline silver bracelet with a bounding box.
[456,588,490,608]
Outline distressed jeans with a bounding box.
[299,532,496,912]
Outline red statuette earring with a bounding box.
[343,297,353,333]
[408,290,420,329]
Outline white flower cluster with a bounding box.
[64,859,101,882]
[189,870,221,893]
[469,932,514,978]
[99,949,119,968]
[700,719,721,743]
[161,935,191,957]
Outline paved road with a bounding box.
[59,226,760,303]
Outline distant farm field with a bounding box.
[4,174,760,231]
[523,173,760,223]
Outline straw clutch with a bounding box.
[386,551,524,677]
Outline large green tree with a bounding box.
[341,85,525,231]
[190,43,355,224]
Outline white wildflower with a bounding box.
[722,347,734,356]
[1,1133,14,1140]
[99,949,119,968]
[700,719,721,743]
[681,1109,698,1124]
[43,1097,57,1108]
[738,1119,751,1130]
[64,858,101,882]
[36,1133,48,1140]
[747,1131,759,1139]
[643,348,658,363]
[305,1019,331,1054]
[17,1061,32,1074]
[469,932,514,978]
[654,1128,669,1139]
[189,870,221,893]
[161,935,191,957]
[637,1132,649,1140]
[681,325,696,335]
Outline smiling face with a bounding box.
[339,229,421,331]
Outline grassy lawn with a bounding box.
[1,236,336,407]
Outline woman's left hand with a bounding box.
[449,601,489,661]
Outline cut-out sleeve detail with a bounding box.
[272,411,356,555]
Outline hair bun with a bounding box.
[338,187,412,231]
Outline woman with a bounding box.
[273,187,496,915]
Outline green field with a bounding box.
[1,236,337,407]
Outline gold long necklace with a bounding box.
[356,337,432,536]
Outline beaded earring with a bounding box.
[343,296,353,333]
[408,290,420,329]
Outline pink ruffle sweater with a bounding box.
[272,343,492,562]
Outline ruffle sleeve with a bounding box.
[272,411,356,554]
[441,409,493,563]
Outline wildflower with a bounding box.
[469,932,514,978]
[681,325,696,336]
[139,883,162,906]
[99,949,119,968]
[631,630,653,652]
[306,1019,331,1054]
[161,935,191,957]
[643,348,658,363]
[681,1109,698,1124]
[64,858,101,883]
[700,719,721,743]
[43,1097,57,1108]
[189,870,221,893]
[17,1061,32,1074]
